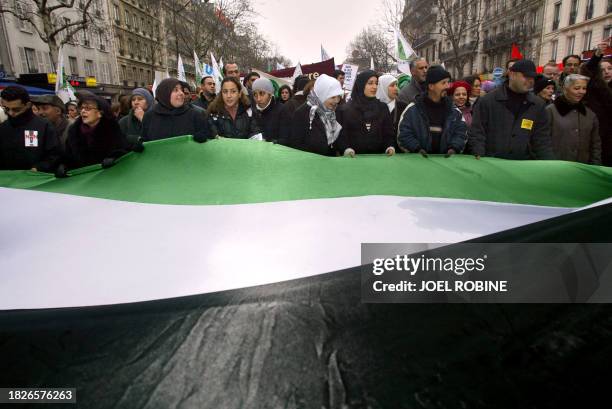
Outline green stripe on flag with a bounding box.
[1,137,611,207]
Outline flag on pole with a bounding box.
[321,45,330,61]
[276,62,285,70]
[193,51,203,85]
[211,53,224,94]
[291,62,302,81]
[54,46,76,104]
[370,56,375,70]
[219,57,224,71]
[177,55,186,82]
[511,43,523,60]
[394,28,416,61]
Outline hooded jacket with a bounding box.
[141,78,211,142]
[0,108,61,172]
[336,70,395,154]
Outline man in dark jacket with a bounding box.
[142,78,211,142]
[31,94,72,146]
[193,76,215,111]
[0,85,61,172]
[398,65,466,156]
[468,59,554,160]
[252,78,283,142]
[278,75,310,145]
[398,58,428,105]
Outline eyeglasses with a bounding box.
[79,105,98,112]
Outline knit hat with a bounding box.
[448,81,472,97]
[533,74,556,95]
[313,74,343,102]
[252,78,274,95]
[155,78,181,108]
[131,88,154,112]
[425,65,451,85]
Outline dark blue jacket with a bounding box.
[397,96,467,153]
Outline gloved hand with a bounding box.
[445,148,456,158]
[418,149,428,158]
[132,140,145,153]
[385,147,395,156]
[193,134,208,143]
[344,148,356,158]
[55,164,68,178]
[101,157,116,169]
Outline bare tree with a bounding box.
[0,0,104,66]
[345,26,396,72]
[436,0,485,77]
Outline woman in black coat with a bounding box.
[288,74,344,156]
[335,70,396,156]
[207,77,261,139]
[252,77,284,142]
[61,93,130,171]
[141,78,211,142]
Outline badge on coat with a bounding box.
[24,130,39,147]
[521,119,534,131]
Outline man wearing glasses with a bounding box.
[0,86,61,172]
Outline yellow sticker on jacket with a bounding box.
[521,119,534,130]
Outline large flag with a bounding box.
[321,44,330,61]
[291,61,302,81]
[211,52,224,94]
[1,137,612,407]
[54,46,76,103]
[193,51,203,85]
[177,55,186,82]
[511,43,524,60]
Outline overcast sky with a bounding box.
[252,0,386,66]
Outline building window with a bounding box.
[569,0,578,25]
[567,35,576,55]
[584,0,594,20]
[69,56,78,76]
[85,59,95,77]
[604,26,612,42]
[113,4,120,23]
[608,0,612,13]
[121,65,127,81]
[552,2,561,31]
[551,40,559,62]
[582,31,592,51]
[22,48,38,73]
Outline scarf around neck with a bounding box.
[307,90,341,145]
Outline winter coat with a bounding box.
[335,100,396,154]
[53,117,72,147]
[0,109,61,172]
[62,117,130,170]
[254,98,284,142]
[142,103,211,142]
[288,103,339,156]
[581,53,612,166]
[278,94,307,146]
[193,94,213,111]
[546,97,601,165]
[398,79,425,105]
[467,84,554,160]
[397,96,467,154]
[208,103,261,139]
[119,109,144,144]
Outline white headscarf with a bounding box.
[307,74,344,145]
[376,74,398,113]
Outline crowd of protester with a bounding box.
[1,41,610,175]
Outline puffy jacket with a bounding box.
[208,103,261,139]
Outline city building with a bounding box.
[540,0,612,64]
[401,0,443,65]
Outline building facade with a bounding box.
[401,0,443,66]
[540,0,612,64]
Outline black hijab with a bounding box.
[350,70,381,121]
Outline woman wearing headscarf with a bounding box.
[141,78,211,142]
[546,74,601,165]
[207,77,262,139]
[252,78,283,142]
[448,81,473,126]
[288,74,343,156]
[335,70,395,156]
[119,88,154,144]
[279,85,292,103]
[60,92,130,172]
[376,74,407,135]
[66,101,79,120]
